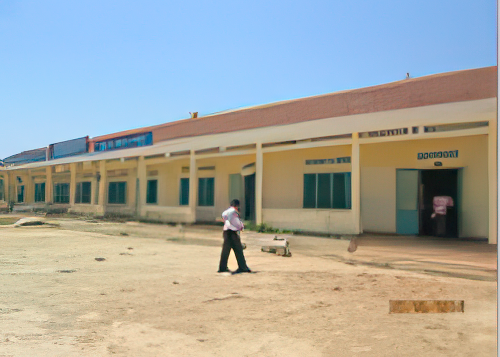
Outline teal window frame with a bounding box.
[108,181,127,204]
[303,173,351,209]
[146,179,158,204]
[198,177,214,206]
[54,183,70,204]
[75,182,92,204]
[35,182,46,202]
[179,178,189,206]
[17,185,24,203]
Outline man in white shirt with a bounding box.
[218,199,251,273]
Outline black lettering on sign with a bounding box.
[417,150,458,160]
[306,157,352,165]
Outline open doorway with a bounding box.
[419,169,459,238]
[244,173,255,221]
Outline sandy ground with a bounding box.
[0,218,497,356]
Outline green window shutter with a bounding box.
[35,183,45,202]
[42,183,46,202]
[317,173,332,208]
[303,174,316,208]
[118,182,126,204]
[333,173,348,209]
[180,178,189,205]
[63,184,70,203]
[82,182,91,204]
[198,178,206,206]
[108,182,116,204]
[207,178,214,206]
[147,180,157,204]
[344,172,351,209]
[75,183,81,204]
[198,178,215,206]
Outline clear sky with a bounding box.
[0,0,496,159]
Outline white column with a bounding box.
[26,170,32,204]
[189,151,197,223]
[137,156,147,217]
[351,133,361,234]
[488,119,497,244]
[69,163,76,206]
[90,162,97,205]
[97,160,107,215]
[255,142,263,225]
[4,171,9,203]
[46,167,52,203]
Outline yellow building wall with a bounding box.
[360,135,489,238]
[141,155,255,222]
[262,145,356,234]
[263,145,352,209]
[104,170,138,216]
[195,154,255,221]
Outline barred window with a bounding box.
[198,178,214,206]
[303,173,351,209]
[35,183,45,202]
[54,183,70,204]
[75,182,91,204]
[108,182,127,204]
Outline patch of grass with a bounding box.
[243,222,292,234]
[0,217,20,225]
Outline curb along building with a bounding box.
[0,66,497,243]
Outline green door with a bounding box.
[396,169,419,235]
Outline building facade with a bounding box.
[0,66,497,243]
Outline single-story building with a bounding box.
[0,66,497,243]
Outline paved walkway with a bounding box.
[242,231,498,281]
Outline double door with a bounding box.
[396,169,459,237]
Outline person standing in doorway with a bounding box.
[431,195,454,237]
[218,199,252,274]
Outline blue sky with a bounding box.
[0,0,496,159]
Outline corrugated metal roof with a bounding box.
[3,148,47,165]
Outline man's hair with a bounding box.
[230,199,240,207]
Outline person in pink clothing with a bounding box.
[218,199,251,274]
[431,196,454,237]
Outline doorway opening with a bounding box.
[244,173,255,221]
[419,169,458,238]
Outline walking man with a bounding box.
[218,199,251,273]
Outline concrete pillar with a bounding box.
[90,162,97,205]
[137,156,147,217]
[189,151,197,223]
[255,142,263,225]
[488,119,497,244]
[45,167,53,204]
[351,133,361,234]
[97,160,107,215]
[26,170,33,204]
[3,171,9,203]
[69,163,77,206]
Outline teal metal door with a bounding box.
[396,169,419,235]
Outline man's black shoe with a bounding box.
[233,268,252,274]
[217,269,230,273]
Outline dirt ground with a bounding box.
[0,217,497,356]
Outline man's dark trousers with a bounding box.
[219,230,249,272]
